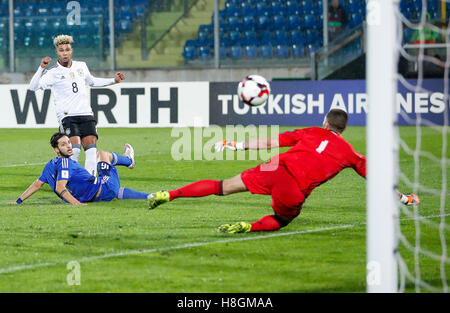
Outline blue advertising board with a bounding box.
[209,79,447,126]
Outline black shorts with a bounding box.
[60,115,98,139]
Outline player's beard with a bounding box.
[59,149,73,158]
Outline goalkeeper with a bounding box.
[148,109,420,233]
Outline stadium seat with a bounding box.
[229,30,241,45]
[272,15,285,30]
[243,30,257,44]
[287,15,301,30]
[348,13,363,27]
[230,45,242,59]
[291,44,305,57]
[255,2,268,17]
[286,0,300,15]
[240,2,254,16]
[183,45,196,60]
[227,16,240,28]
[290,29,305,45]
[198,46,212,59]
[260,44,273,58]
[274,30,289,45]
[118,19,131,32]
[134,5,146,18]
[92,6,104,16]
[242,15,256,30]
[275,45,289,58]
[256,15,270,31]
[244,45,258,58]
[220,46,228,58]
[259,30,273,45]
[303,15,318,28]
[300,0,314,14]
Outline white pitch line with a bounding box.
[0,223,356,275]
[0,213,447,275]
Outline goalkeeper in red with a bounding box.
[149,109,420,233]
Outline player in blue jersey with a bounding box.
[11,132,149,205]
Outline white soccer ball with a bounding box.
[237,75,271,107]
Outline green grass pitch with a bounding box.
[0,127,448,292]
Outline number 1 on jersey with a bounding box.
[316,140,329,154]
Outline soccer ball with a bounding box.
[237,75,271,107]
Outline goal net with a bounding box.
[367,0,449,292]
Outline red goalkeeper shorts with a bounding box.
[241,163,304,218]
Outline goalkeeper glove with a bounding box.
[214,140,245,152]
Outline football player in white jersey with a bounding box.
[28,34,125,176]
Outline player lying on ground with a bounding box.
[148,109,420,233]
[28,34,125,176]
[10,133,149,205]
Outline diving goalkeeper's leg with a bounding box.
[148,174,247,209]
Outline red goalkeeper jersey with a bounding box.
[277,127,366,197]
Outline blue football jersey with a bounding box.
[38,157,101,202]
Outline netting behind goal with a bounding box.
[394,0,448,292]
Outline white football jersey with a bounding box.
[28,60,115,123]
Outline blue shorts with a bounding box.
[94,162,120,202]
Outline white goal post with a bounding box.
[366,0,399,292]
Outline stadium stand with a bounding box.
[183,0,442,62]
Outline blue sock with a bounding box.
[111,152,132,167]
[118,187,149,199]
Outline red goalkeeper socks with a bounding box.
[169,180,222,201]
[250,215,282,232]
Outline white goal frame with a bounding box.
[366,0,399,293]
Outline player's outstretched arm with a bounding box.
[9,179,45,204]
[215,138,279,152]
[28,56,51,91]
[55,180,86,206]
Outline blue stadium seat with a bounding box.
[120,6,133,21]
[291,44,304,57]
[286,0,299,15]
[300,0,314,13]
[290,29,305,45]
[243,30,257,43]
[274,30,289,45]
[242,15,256,30]
[275,45,289,58]
[230,45,242,59]
[92,6,104,15]
[134,5,146,18]
[198,30,211,44]
[199,24,213,34]
[0,19,6,35]
[259,30,272,45]
[227,16,240,28]
[269,1,282,13]
[348,13,363,27]
[260,44,273,58]
[240,2,254,16]
[185,39,199,48]
[37,6,50,16]
[0,36,7,49]
[272,15,285,30]
[118,19,131,32]
[347,0,362,13]
[244,45,258,58]
[303,15,318,28]
[256,15,270,31]
[198,46,212,59]
[255,2,268,17]
[220,46,228,58]
[288,15,301,30]
[184,45,196,60]
[229,30,241,45]
[78,34,90,47]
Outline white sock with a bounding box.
[85,146,97,176]
[70,145,81,162]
